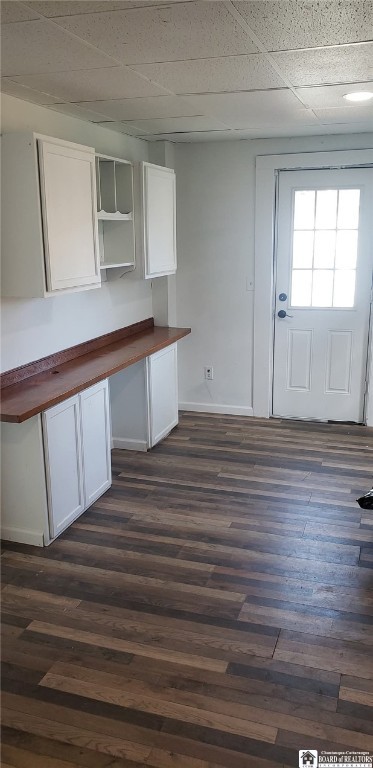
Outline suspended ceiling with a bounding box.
[1,0,373,142]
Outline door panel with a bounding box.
[286,329,312,391]
[273,168,373,422]
[143,163,176,278]
[80,380,111,507]
[38,140,100,292]
[43,396,84,539]
[147,344,178,447]
[325,331,352,394]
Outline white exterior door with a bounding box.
[43,395,84,538]
[38,139,100,293]
[273,168,373,422]
[80,380,112,506]
[142,163,177,278]
[147,344,178,447]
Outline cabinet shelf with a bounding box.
[98,211,133,221]
[95,153,135,274]
[100,261,135,270]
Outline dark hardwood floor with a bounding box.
[2,412,373,768]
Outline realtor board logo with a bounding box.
[299,751,318,768]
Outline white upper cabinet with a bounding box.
[1,133,100,297]
[95,154,136,273]
[138,162,177,279]
[39,140,100,292]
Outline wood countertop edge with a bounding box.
[1,325,191,424]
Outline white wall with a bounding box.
[174,132,373,416]
[1,94,152,372]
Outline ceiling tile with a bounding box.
[133,55,284,94]
[295,81,373,108]
[51,2,258,65]
[144,129,237,142]
[11,67,166,101]
[0,2,40,23]
[314,105,373,124]
[96,121,149,137]
[49,102,113,122]
[77,95,200,121]
[1,18,117,76]
[27,1,194,16]
[0,77,61,104]
[142,124,329,141]
[184,89,318,129]
[233,1,373,51]
[273,42,373,87]
[123,115,229,134]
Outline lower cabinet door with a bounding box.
[80,380,112,507]
[147,343,178,447]
[43,395,85,539]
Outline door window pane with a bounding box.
[333,270,356,307]
[337,189,360,229]
[290,187,360,309]
[315,190,338,229]
[294,190,315,229]
[335,230,358,269]
[312,269,334,307]
[314,230,336,268]
[293,230,314,268]
[291,269,312,306]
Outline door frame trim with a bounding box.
[253,149,373,424]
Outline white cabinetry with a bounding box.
[1,380,111,545]
[138,163,177,279]
[44,380,111,538]
[43,395,85,538]
[80,381,112,506]
[110,343,178,451]
[147,345,178,446]
[1,133,100,297]
[96,154,135,273]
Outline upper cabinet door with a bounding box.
[38,139,100,293]
[142,163,177,279]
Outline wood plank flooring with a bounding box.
[2,412,373,767]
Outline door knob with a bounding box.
[278,310,293,319]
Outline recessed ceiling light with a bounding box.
[343,91,373,103]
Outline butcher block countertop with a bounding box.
[0,318,191,423]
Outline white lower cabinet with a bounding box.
[80,381,112,507]
[0,379,111,547]
[1,345,179,546]
[111,343,178,451]
[147,345,178,447]
[44,380,111,539]
[43,395,85,539]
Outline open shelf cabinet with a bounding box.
[95,153,135,272]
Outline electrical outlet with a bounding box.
[204,366,213,380]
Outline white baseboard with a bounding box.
[112,437,148,452]
[179,402,254,417]
[1,526,44,546]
